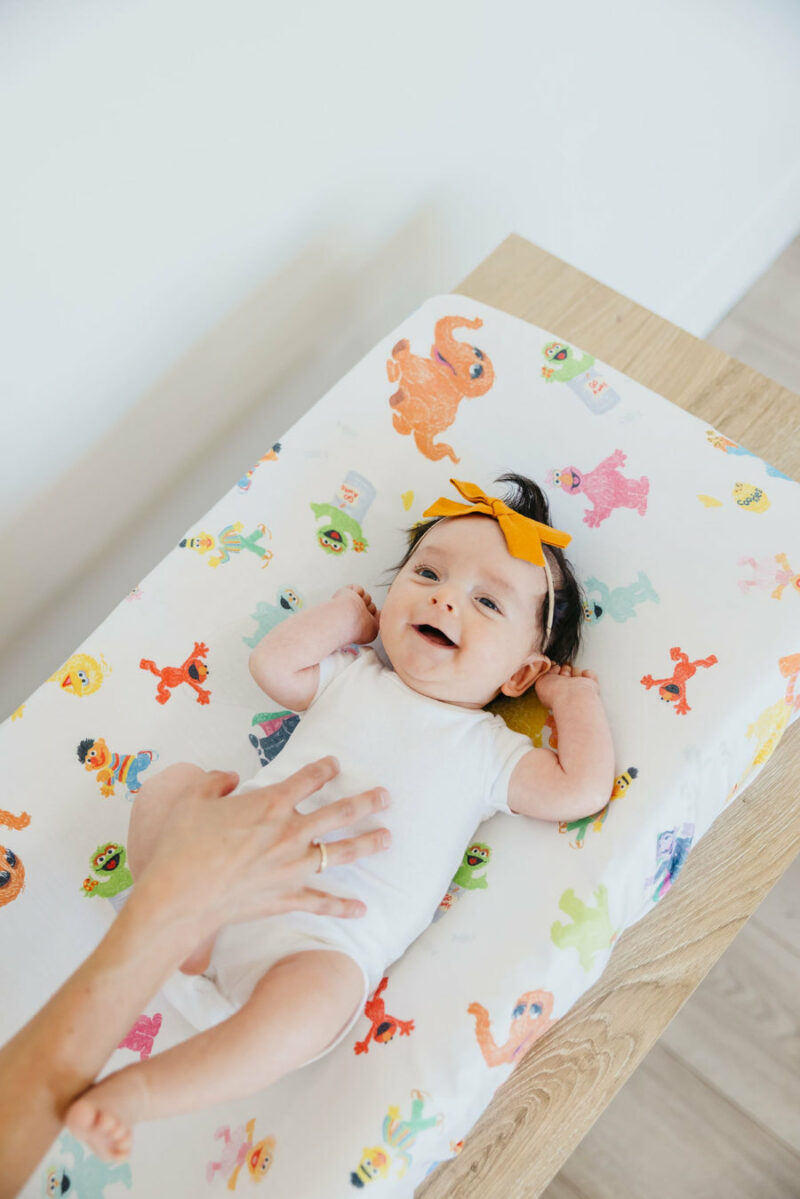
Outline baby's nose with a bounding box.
[431,595,455,612]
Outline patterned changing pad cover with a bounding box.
[4,294,800,1197]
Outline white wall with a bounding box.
[2,0,799,718]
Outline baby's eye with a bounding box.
[478,597,499,611]
[416,567,438,580]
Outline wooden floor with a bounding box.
[542,235,800,1199]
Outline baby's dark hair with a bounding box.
[381,472,584,665]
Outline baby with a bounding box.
[66,472,615,1160]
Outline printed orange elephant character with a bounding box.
[386,315,495,462]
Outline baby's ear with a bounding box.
[499,656,550,698]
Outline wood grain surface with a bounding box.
[416,234,800,1199]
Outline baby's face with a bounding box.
[379,514,551,709]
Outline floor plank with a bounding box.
[554,1041,800,1199]
[705,233,800,392]
[658,918,800,1152]
[751,853,800,957]
[538,1176,589,1199]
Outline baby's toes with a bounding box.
[97,1111,128,1150]
[66,1095,132,1162]
[96,1110,133,1161]
[110,1127,133,1159]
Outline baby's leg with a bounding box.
[127,762,217,974]
[66,948,366,1161]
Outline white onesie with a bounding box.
[161,645,532,1038]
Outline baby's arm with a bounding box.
[249,585,379,712]
[507,666,616,822]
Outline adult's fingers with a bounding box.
[273,755,341,808]
[199,770,240,798]
[306,785,390,840]
[303,825,391,877]
[277,887,368,918]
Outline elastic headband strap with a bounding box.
[542,550,555,652]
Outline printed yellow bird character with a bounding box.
[49,653,112,698]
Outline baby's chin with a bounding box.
[388,656,492,709]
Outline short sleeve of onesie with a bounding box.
[482,713,534,820]
[310,645,364,706]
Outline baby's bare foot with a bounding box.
[65,1096,132,1161]
[65,1067,147,1162]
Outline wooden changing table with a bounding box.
[416,235,800,1198]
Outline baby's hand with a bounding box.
[332,584,380,645]
[534,663,600,709]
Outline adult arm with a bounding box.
[0,757,391,1197]
[0,883,197,1197]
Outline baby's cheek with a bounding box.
[475,640,506,678]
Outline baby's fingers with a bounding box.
[347,583,376,613]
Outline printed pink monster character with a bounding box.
[548,449,649,528]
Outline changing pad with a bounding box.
[3,293,799,1198]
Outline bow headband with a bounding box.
[421,478,572,651]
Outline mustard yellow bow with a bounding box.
[422,478,571,567]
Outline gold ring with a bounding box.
[314,840,327,873]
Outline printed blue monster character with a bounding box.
[646,823,694,902]
[44,1132,132,1196]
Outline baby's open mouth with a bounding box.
[414,624,456,647]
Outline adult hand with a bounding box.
[132,755,391,944]
[0,755,392,1196]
